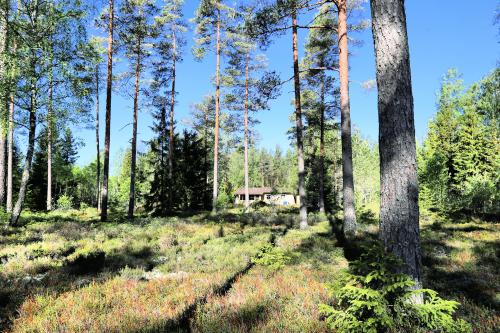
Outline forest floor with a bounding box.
[0,207,498,332]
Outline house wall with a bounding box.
[235,193,296,206]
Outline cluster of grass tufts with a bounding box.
[7,211,275,332]
[191,219,349,333]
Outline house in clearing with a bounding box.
[234,187,297,206]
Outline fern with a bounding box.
[320,242,472,333]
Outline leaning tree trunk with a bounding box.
[168,31,176,212]
[101,0,114,222]
[370,0,422,294]
[337,0,357,238]
[95,65,101,211]
[212,9,221,213]
[244,53,250,209]
[128,44,141,219]
[10,89,36,226]
[46,68,53,211]
[292,9,308,229]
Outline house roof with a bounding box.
[235,187,273,195]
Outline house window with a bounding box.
[249,195,256,200]
[240,195,245,200]
[266,194,271,200]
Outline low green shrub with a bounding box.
[56,195,73,211]
[252,244,291,270]
[320,243,471,333]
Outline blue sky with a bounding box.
[74,0,499,170]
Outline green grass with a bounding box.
[1,208,498,332]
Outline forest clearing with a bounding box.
[0,0,498,332]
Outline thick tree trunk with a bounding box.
[128,44,141,219]
[319,74,326,214]
[95,66,101,211]
[10,89,36,226]
[212,9,221,213]
[337,0,357,238]
[168,31,176,211]
[292,10,308,229]
[101,0,114,222]
[244,53,250,209]
[46,72,53,211]
[370,0,422,293]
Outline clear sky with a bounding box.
[74,0,499,171]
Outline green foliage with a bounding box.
[252,244,291,270]
[419,69,499,217]
[320,243,471,333]
[56,194,73,211]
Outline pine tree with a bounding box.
[192,0,236,212]
[116,0,158,219]
[370,0,422,296]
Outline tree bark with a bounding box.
[168,30,176,211]
[128,41,141,219]
[95,65,101,211]
[212,8,221,213]
[319,73,326,214]
[46,68,53,211]
[370,0,422,293]
[292,9,308,229]
[101,0,114,222]
[0,1,7,207]
[7,7,16,214]
[244,52,250,209]
[6,90,13,213]
[10,82,36,226]
[337,0,357,238]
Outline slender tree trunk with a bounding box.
[292,9,308,229]
[128,43,141,219]
[212,8,221,213]
[6,90,13,213]
[46,69,53,211]
[337,0,357,238]
[95,65,101,211]
[6,9,16,214]
[0,1,7,207]
[10,83,36,226]
[168,31,176,211]
[244,53,250,209]
[370,0,422,294]
[319,73,326,214]
[101,0,114,222]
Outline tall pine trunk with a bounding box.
[95,66,101,211]
[46,54,54,211]
[212,8,221,213]
[337,0,357,238]
[128,42,141,219]
[6,6,16,214]
[370,0,422,294]
[101,0,114,222]
[10,80,36,226]
[168,31,176,211]
[6,91,13,213]
[244,53,250,209]
[292,9,308,229]
[319,73,326,214]
[0,1,7,207]
[46,69,53,211]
